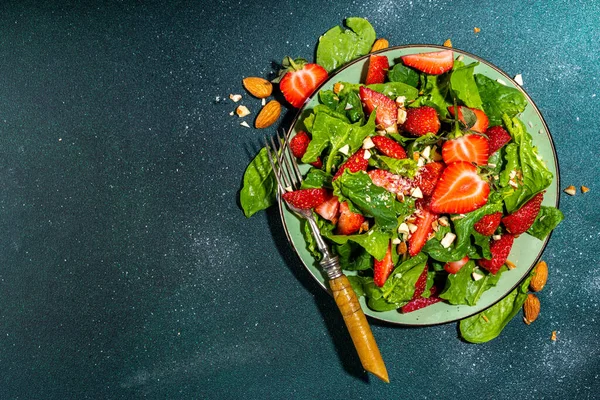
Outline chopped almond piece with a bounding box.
[564,185,577,196]
[474,27,481,33]
[236,105,250,118]
[482,315,489,323]
[443,39,452,48]
[551,331,557,341]
[505,260,516,270]
[581,185,590,193]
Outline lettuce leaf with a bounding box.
[527,206,564,240]
[475,74,527,126]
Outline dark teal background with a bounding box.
[0,1,598,399]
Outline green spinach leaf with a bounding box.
[527,206,564,240]
[387,63,419,87]
[450,61,483,109]
[240,147,276,217]
[475,74,527,126]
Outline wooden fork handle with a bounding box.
[328,275,389,383]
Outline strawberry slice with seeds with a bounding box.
[290,131,323,168]
[400,50,454,75]
[448,106,489,133]
[365,55,389,85]
[371,135,407,159]
[408,201,439,257]
[368,169,413,195]
[412,264,429,299]
[474,212,503,236]
[502,192,544,235]
[478,234,515,274]
[414,162,444,196]
[373,242,394,287]
[442,134,489,165]
[279,57,328,108]
[401,106,441,137]
[282,188,328,209]
[336,201,365,235]
[359,86,398,132]
[444,256,469,274]
[429,162,490,214]
[332,149,369,181]
[401,294,442,313]
[315,194,340,223]
[486,126,512,155]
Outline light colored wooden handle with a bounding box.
[329,275,389,383]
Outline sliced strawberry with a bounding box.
[429,161,490,214]
[336,201,365,235]
[400,50,454,75]
[478,234,515,274]
[442,134,489,165]
[412,264,429,298]
[448,106,489,133]
[371,135,407,159]
[502,192,544,235]
[408,203,438,257]
[444,256,469,274]
[279,57,328,108]
[368,169,413,195]
[373,242,394,287]
[365,55,389,85]
[401,295,442,313]
[282,188,328,209]
[414,162,444,196]
[401,106,441,137]
[359,86,398,132]
[290,131,323,168]
[485,125,512,154]
[474,212,503,236]
[315,194,340,222]
[332,149,369,181]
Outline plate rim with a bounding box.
[278,44,560,326]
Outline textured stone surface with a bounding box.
[0,1,598,399]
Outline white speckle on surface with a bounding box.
[514,74,524,86]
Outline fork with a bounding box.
[266,130,389,383]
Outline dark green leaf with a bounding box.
[387,63,419,87]
[450,62,483,109]
[240,147,276,217]
[475,74,528,126]
[527,206,564,240]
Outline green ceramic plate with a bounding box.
[279,45,559,326]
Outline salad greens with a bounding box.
[240,147,276,218]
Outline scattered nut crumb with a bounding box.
[333,82,344,94]
[482,315,489,323]
[397,241,408,255]
[514,74,524,86]
[563,185,577,196]
[551,331,557,341]
[496,78,507,86]
[229,94,242,102]
[473,27,481,33]
[240,121,250,128]
[236,105,250,118]
[229,111,234,116]
[505,260,517,270]
[443,38,452,48]
[581,185,590,193]
[261,98,266,106]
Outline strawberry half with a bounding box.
[442,134,489,165]
[485,126,512,154]
[408,201,438,257]
[315,194,340,223]
[290,131,323,168]
[336,201,365,235]
[333,149,369,181]
[359,86,398,132]
[278,57,328,108]
[401,106,441,137]
[502,192,544,235]
[401,294,442,313]
[412,264,429,299]
[444,256,469,274]
[368,169,413,195]
[429,161,490,214]
[414,162,445,196]
[400,50,454,75]
[371,135,407,159]
[365,55,389,85]
[282,188,328,209]
[448,106,489,133]
[373,242,394,287]
[474,212,503,236]
[478,234,515,274]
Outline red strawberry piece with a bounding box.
[373,242,394,287]
[502,192,544,235]
[401,106,441,137]
[412,264,429,299]
[359,86,398,132]
[400,50,454,75]
[279,57,328,108]
[429,161,490,214]
[478,234,515,274]
[365,55,389,85]
[442,134,489,165]
[486,125,512,154]
[289,131,323,168]
[444,255,469,274]
[414,162,444,196]
[408,204,438,257]
[282,188,328,209]
[315,194,340,223]
[371,135,407,159]
[332,149,369,181]
[336,201,365,235]
[474,212,503,236]
[400,295,442,313]
[448,106,489,133]
[368,169,413,195]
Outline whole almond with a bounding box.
[255,100,281,129]
[523,293,540,325]
[371,38,389,53]
[242,77,273,98]
[530,261,548,292]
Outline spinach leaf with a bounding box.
[347,275,366,297]
[406,133,440,158]
[336,89,364,123]
[339,81,419,101]
[319,90,339,109]
[387,63,419,87]
[475,74,527,126]
[316,17,376,73]
[372,155,419,177]
[327,227,391,261]
[301,168,332,189]
[410,73,451,117]
[527,206,564,240]
[333,242,372,271]
[501,115,554,212]
[450,61,483,109]
[440,262,505,305]
[240,147,276,217]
